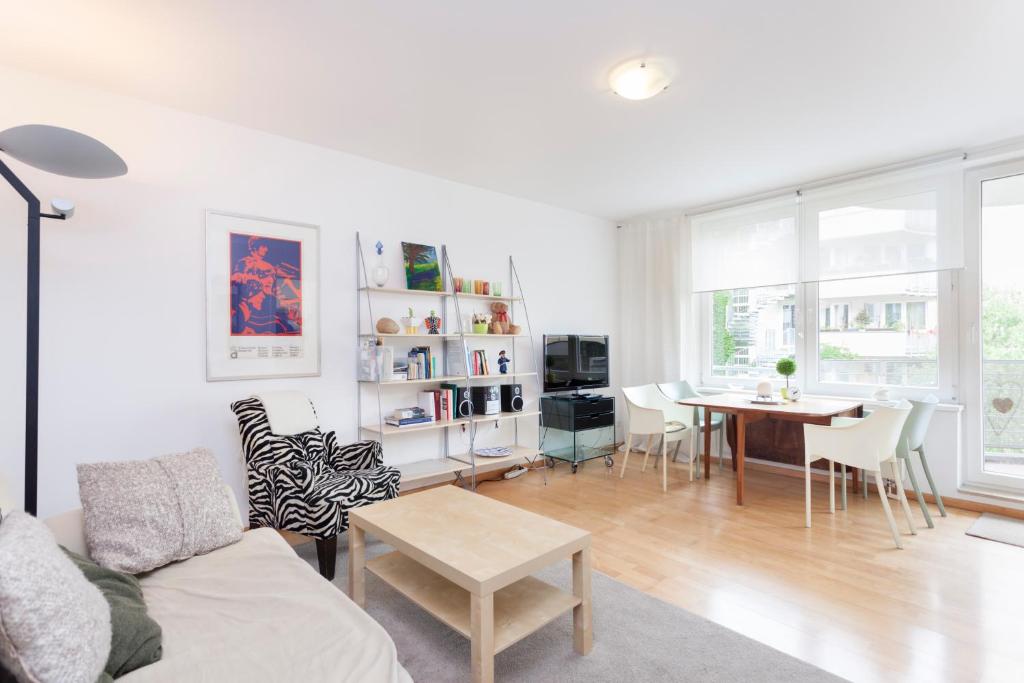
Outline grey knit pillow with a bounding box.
[77,448,242,574]
[0,511,111,683]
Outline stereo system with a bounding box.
[470,385,501,415]
[446,386,473,418]
[501,384,523,412]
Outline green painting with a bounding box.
[401,242,443,292]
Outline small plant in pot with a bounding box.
[776,357,798,400]
[472,313,491,335]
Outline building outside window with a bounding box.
[711,285,796,379]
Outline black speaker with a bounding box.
[501,384,523,412]
[453,387,473,417]
[471,385,501,415]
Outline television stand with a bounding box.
[540,394,616,473]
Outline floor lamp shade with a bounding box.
[0,125,127,179]
[0,124,126,515]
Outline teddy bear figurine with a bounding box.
[490,301,510,334]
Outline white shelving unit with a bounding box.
[355,234,543,490]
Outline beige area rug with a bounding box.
[295,537,846,682]
[966,513,1024,548]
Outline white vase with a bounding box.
[372,255,389,288]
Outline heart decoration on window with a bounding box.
[985,380,1022,439]
[993,397,1014,414]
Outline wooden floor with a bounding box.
[476,455,1024,683]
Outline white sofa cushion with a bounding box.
[0,511,111,683]
[119,528,410,683]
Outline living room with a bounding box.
[2,3,1024,682]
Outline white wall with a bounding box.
[0,66,617,517]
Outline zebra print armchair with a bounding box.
[230,396,400,579]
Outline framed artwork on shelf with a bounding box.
[205,210,320,381]
[401,242,443,291]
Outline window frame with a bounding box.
[699,168,961,401]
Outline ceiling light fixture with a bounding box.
[609,59,672,100]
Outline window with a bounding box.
[711,285,797,380]
[698,170,959,398]
[817,274,939,388]
[907,302,927,331]
[885,303,902,328]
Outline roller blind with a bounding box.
[690,199,799,293]
[801,172,963,282]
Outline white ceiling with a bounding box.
[2,1,1023,220]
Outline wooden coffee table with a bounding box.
[348,485,592,683]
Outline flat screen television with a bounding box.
[543,334,609,393]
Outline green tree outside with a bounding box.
[713,291,736,365]
[819,342,858,360]
[983,287,1024,360]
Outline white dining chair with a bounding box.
[657,380,726,475]
[803,401,915,548]
[861,397,944,528]
[620,384,694,491]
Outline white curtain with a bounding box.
[801,171,963,282]
[617,215,692,390]
[690,197,800,293]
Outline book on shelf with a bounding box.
[417,391,436,418]
[384,416,435,428]
[390,407,425,420]
[417,388,455,421]
[406,345,435,380]
[445,341,493,377]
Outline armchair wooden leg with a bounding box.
[316,535,338,581]
[641,435,653,473]
[620,433,633,479]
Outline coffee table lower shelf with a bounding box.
[366,551,580,654]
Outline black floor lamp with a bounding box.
[0,124,126,516]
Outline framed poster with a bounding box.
[205,211,320,381]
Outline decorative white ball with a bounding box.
[756,381,772,399]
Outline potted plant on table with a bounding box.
[776,357,798,400]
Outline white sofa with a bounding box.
[45,506,412,683]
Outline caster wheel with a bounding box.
[571,463,579,474]
[545,457,555,468]
[605,455,614,468]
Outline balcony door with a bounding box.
[964,162,1024,490]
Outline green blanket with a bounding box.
[62,548,162,680]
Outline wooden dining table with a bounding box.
[675,394,864,505]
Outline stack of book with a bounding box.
[470,349,490,376]
[406,346,438,380]
[445,342,492,377]
[385,407,434,428]
[418,388,455,421]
